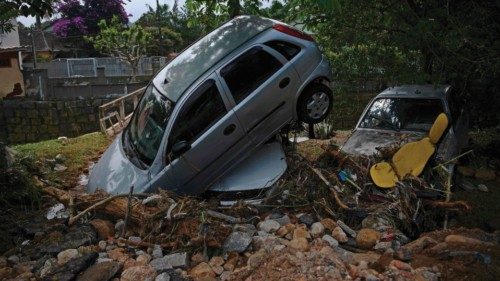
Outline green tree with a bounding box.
[0,0,54,32]
[85,16,153,78]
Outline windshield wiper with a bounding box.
[369,114,400,131]
[124,133,148,169]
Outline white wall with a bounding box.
[0,19,21,48]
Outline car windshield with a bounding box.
[124,84,174,167]
[359,98,444,132]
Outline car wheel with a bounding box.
[297,83,333,124]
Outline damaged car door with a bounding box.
[153,75,250,195]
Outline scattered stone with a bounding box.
[332,227,348,243]
[310,222,325,238]
[46,203,69,220]
[7,255,19,264]
[120,265,157,281]
[293,226,311,240]
[272,215,291,226]
[98,240,107,251]
[298,214,315,227]
[320,218,337,231]
[54,163,68,171]
[477,184,489,192]
[129,236,142,244]
[289,238,310,251]
[444,234,493,246]
[58,248,80,265]
[152,245,163,259]
[400,236,438,256]
[356,228,381,250]
[114,220,125,236]
[150,258,173,272]
[322,235,339,248]
[208,256,224,268]
[76,261,121,281]
[389,259,412,271]
[107,248,128,262]
[257,219,281,233]
[137,254,152,265]
[374,241,392,253]
[223,231,252,253]
[457,165,475,177]
[155,272,171,281]
[90,219,115,239]
[45,253,98,281]
[188,262,215,279]
[163,252,189,268]
[233,224,257,236]
[223,252,238,272]
[337,220,357,238]
[475,169,496,181]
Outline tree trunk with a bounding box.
[228,0,241,18]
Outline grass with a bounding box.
[13,132,111,187]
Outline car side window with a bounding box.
[168,80,227,153]
[264,40,301,60]
[220,46,283,104]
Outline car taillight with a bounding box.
[273,24,315,42]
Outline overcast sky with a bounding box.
[18,0,186,26]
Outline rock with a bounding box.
[457,165,475,177]
[337,220,357,238]
[223,252,238,272]
[55,154,66,163]
[478,184,489,192]
[150,258,172,272]
[298,214,315,227]
[152,245,163,259]
[163,252,189,268]
[208,256,224,268]
[188,262,215,279]
[54,164,68,171]
[39,257,57,278]
[137,254,152,265]
[356,229,381,250]
[332,227,348,243]
[257,219,281,233]
[475,169,496,181]
[114,220,125,236]
[98,241,107,251]
[389,260,412,271]
[414,267,440,281]
[90,219,115,239]
[155,272,171,281]
[293,226,311,240]
[373,242,392,253]
[190,252,207,266]
[120,265,157,281]
[76,261,121,281]
[361,215,390,231]
[220,271,231,281]
[233,224,257,236]
[272,215,291,226]
[128,236,142,244]
[58,248,80,265]
[252,235,281,252]
[288,238,310,251]
[320,218,337,231]
[310,222,325,238]
[223,231,252,253]
[107,248,129,262]
[0,256,6,267]
[400,236,438,256]
[322,235,339,247]
[444,234,493,245]
[7,255,20,264]
[45,253,98,281]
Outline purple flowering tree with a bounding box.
[54,0,129,37]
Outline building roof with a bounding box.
[0,46,28,53]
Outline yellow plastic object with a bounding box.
[429,113,449,144]
[391,137,435,177]
[370,113,449,188]
[370,162,398,188]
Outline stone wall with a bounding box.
[0,98,114,144]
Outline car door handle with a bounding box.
[223,124,236,135]
[279,77,290,89]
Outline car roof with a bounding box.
[376,84,451,99]
[153,15,275,102]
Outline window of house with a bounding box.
[264,40,301,60]
[220,46,283,104]
[0,58,11,68]
[168,79,227,154]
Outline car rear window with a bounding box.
[221,46,283,104]
[264,40,301,60]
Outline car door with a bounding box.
[218,44,300,146]
[155,76,250,195]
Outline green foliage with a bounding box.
[0,0,54,32]
[85,16,153,75]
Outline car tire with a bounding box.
[297,83,333,124]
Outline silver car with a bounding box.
[341,85,469,164]
[88,15,333,195]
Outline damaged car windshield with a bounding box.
[124,84,174,167]
[360,98,444,131]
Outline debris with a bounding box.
[257,219,281,233]
[163,252,189,269]
[356,229,381,250]
[298,213,315,227]
[54,163,68,172]
[477,183,489,192]
[337,220,357,238]
[46,203,69,220]
[322,235,339,247]
[223,231,252,253]
[76,261,122,281]
[188,262,215,279]
[120,265,157,281]
[310,222,325,238]
[331,227,348,243]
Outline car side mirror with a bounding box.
[172,140,191,158]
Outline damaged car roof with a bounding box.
[377,84,451,99]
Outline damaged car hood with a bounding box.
[341,129,425,157]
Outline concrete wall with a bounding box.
[0,98,114,144]
[0,52,24,99]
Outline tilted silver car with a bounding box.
[341,85,469,164]
[88,15,333,195]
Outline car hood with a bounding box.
[340,129,425,157]
[87,135,150,194]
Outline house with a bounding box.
[0,19,26,99]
